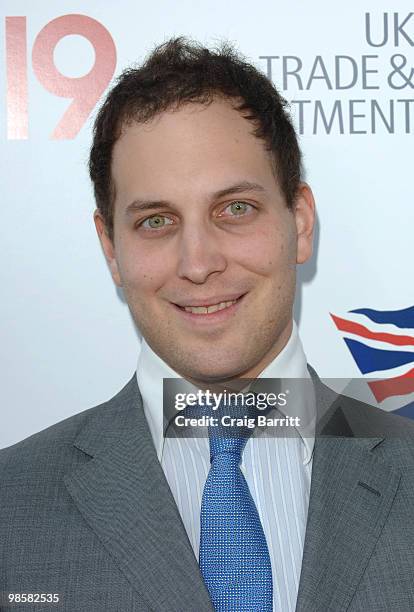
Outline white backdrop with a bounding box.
[2,0,413,448]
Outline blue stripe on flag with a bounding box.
[350,306,414,329]
[344,338,414,374]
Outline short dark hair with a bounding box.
[89,36,302,241]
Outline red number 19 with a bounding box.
[5,14,117,139]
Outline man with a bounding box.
[1,37,414,612]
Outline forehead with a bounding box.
[111,98,278,207]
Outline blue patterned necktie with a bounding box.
[199,400,273,611]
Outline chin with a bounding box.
[181,359,250,384]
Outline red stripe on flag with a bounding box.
[368,368,414,402]
[330,314,414,346]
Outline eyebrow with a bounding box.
[124,181,267,217]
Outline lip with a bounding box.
[171,293,246,323]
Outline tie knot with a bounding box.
[208,399,257,463]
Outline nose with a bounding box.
[176,222,227,284]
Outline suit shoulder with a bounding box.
[313,371,414,465]
[339,393,414,465]
[340,392,414,436]
[313,371,414,438]
[0,375,137,484]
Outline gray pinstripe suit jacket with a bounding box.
[1,369,414,611]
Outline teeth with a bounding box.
[183,300,237,314]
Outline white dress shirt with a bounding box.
[136,321,315,612]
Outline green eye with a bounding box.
[142,215,172,229]
[229,201,250,215]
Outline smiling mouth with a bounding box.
[181,300,238,314]
[174,294,245,315]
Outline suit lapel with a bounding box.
[296,376,402,611]
[64,376,213,612]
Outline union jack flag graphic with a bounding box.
[331,306,414,419]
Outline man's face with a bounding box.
[95,98,314,383]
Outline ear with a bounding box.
[93,210,122,287]
[293,183,316,264]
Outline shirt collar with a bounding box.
[136,321,315,465]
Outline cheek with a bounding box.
[237,226,295,276]
[116,239,168,292]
